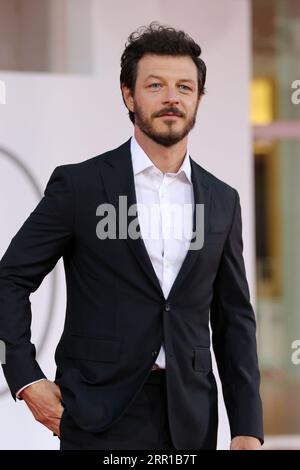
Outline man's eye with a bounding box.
[179,84,191,91]
[149,83,162,89]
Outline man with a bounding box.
[0,23,263,450]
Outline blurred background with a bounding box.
[0,0,300,450]
[252,0,300,449]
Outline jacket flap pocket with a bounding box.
[193,347,212,372]
[66,335,121,363]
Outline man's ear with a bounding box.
[121,85,134,113]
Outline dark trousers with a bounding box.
[59,369,177,450]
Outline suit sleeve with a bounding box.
[0,166,74,399]
[210,189,264,443]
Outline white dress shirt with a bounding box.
[130,135,194,369]
[16,135,194,396]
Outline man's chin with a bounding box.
[137,122,187,146]
[150,134,185,147]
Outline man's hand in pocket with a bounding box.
[20,380,64,437]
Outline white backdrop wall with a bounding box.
[0,0,253,449]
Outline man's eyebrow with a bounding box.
[144,75,196,85]
[144,75,164,82]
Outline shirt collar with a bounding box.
[130,135,192,184]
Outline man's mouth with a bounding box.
[159,113,181,118]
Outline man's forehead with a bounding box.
[137,55,197,79]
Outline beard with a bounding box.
[133,101,199,147]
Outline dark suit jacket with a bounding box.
[0,138,263,449]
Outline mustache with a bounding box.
[155,108,185,118]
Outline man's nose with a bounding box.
[162,87,180,105]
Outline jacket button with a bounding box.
[152,350,158,357]
[164,303,171,312]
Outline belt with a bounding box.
[147,367,166,384]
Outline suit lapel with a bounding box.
[98,139,164,297]
[98,138,211,301]
[165,157,211,301]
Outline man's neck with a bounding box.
[134,127,188,174]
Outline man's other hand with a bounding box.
[20,380,64,437]
[230,436,262,450]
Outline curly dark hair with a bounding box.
[120,22,206,124]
